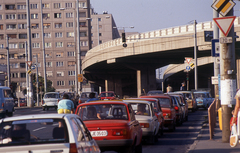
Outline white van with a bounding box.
[0,86,14,118]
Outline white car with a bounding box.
[194,91,214,109]
[42,92,62,111]
[0,114,101,153]
[123,99,159,144]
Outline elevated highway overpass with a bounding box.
[82,17,240,97]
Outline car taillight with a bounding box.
[58,99,60,103]
[165,113,171,118]
[140,123,149,128]
[42,100,44,104]
[2,103,4,107]
[112,129,127,136]
[79,100,82,104]
[174,106,179,111]
[69,143,78,153]
[84,146,93,152]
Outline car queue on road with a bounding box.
[0,88,207,153]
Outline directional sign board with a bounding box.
[211,39,219,57]
[213,16,236,37]
[212,0,235,16]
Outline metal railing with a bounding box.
[208,99,217,140]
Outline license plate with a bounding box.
[90,130,108,137]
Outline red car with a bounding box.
[99,91,118,100]
[140,95,177,131]
[75,100,142,153]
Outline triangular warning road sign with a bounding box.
[213,16,236,37]
[185,58,192,64]
[26,61,32,67]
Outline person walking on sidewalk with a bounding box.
[231,89,240,127]
[166,84,173,93]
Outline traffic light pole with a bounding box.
[6,35,10,87]
[220,9,236,143]
[36,55,39,106]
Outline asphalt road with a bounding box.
[12,107,208,153]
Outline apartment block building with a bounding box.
[0,0,91,92]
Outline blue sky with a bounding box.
[90,0,240,33]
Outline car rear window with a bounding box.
[0,118,69,146]
[100,93,114,97]
[157,98,171,108]
[44,93,59,98]
[130,103,150,116]
[77,104,128,121]
[194,93,206,98]
[3,90,12,98]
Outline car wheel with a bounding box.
[169,120,176,132]
[135,141,142,153]
[185,115,188,121]
[42,107,45,111]
[160,124,164,136]
[8,111,13,117]
[47,107,49,111]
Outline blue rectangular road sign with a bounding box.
[211,39,219,57]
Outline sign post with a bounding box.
[212,0,236,143]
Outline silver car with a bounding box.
[79,91,98,104]
[194,91,214,109]
[0,114,100,153]
[123,99,159,144]
[42,92,62,111]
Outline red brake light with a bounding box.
[2,103,4,107]
[140,123,150,128]
[69,143,78,153]
[174,106,179,111]
[112,129,127,136]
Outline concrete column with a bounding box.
[105,80,108,92]
[140,66,156,93]
[137,70,141,97]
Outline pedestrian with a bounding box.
[166,84,173,93]
[86,92,99,102]
[230,89,240,127]
[57,93,75,114]
[180,83,186,91]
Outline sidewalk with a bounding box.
[188,122,240,153]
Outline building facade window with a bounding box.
[78,2,86,8]
[9,54,18,59]
[45,53,52,58]
[57,72,64,77]
[10,63,19,68]
[19,34,27,39]
[0,15,2,20]
[67,42,75,47]
[54,13,61,18]
[44,33,51,38]
[55,23,62,28]
[6,24,16,30]
[5,5,16,10]
[57,81,65,86]
[6,14,16,19]
[43,23,50,28]
[8,34,17,39]
[80,32,87,37]
[32,33,39,38]
[66,12,73,18]
[46,62,52,67]
[20,73,26,78]
[0,5,2,10]
[0,34,3,39]
[20,63,25,68]
[68,71,75,76]
[67,32,74,37]
[30,4,38,9]
[55,42,63,47]
[80,22,86,27]
[65,3,72,8]
[69,80,75,86]
[68,61,75,66]
[56,61,64,67]
[18,23,27,29]
[31,14,38,19]
[9,43,18,49]
[67,52,75,57]
[42,3,50,9]
[0,25,3,30]
[54,3,61,9]
[56,53,63,57]
[42,13,50,19]
[11,73,18,78]
[79,12,86,17]
[32,43,40,48]
[31,23,39,29]
[0,44,4,49]
[80,41,88,46]
[66,22,73,28]
[17,4,26,10]
[55,32,63,38]
[45,42,52,48]
[18,14,27,19]
[19,42,25,49]
[46,71,53,77]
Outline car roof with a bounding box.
[140,95,171,99]
[122,99,152,105]
[193,91,209,93]
[79,100,128,106]
[45,92,59,94]
[0,113,77,122]
[0,86,11,90]
[125,97,158,102]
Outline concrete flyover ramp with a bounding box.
[82,17,240,97]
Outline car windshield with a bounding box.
[130,103,150,116]
[157,98,171,108]
[0,118,68,146]
[194,93,206,98]
[3,90,12,98]
[184,93,192,99]
[77,104,128,121]
[100,93,114,97]
[44,93,59,98]
[147,91,163,95]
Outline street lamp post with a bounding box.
[76,0,81,95]
[6,35,10,87]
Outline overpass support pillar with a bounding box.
[137,70,141,97]
[139,67,156,94]
[106,77,122,98]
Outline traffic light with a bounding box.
[122,33,126,43]
[33,73,36,83]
